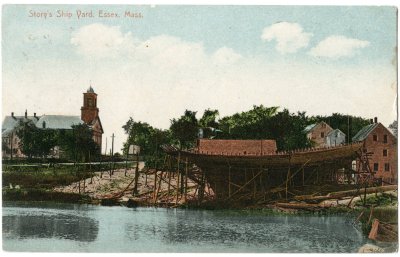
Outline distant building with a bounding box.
[352,118,397,184]
[303,121,334,147]
[325,129,346,147]
[81,86,104,150]
[2,87,103,158]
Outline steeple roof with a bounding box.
[87,86,95,93]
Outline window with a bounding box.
[373,163,379,171]
[383,149,388,157]
[385,163,390,172]
[322,123,326,128]
[321,132,325,138]
[373,134,377,141]
[383,135,388,143]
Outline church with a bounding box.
[2,87,104,158]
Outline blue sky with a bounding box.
[2,5,397,152]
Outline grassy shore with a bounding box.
[2,167,99,203]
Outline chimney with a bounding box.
[25,109,27,118]
[370,119,373,124]
[11,112,14,118]
[374,117,378,124]
[34,112,36,117]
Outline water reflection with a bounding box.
[2,203,377,253]
[3,213,99,242]
[161,210,366,252]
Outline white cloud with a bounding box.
[261,22,312,54]
[212,47,242,65]
[309,35,370,59]
[70,23,135,58]
[135,35,206,68]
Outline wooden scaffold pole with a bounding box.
[175,152,181,205]
[286,155,292,200]
[167,156,172,201]
[184,157,188,203]
[228,166,232,198]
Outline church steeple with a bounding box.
[81,86,99,124]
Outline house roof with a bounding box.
[352,123,379,142]
[2,116,40,133]
[303,123,317,133]
[35,115,83,129]
[327,129,345,137]
[2,127,15,137]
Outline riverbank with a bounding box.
[53,165,215,207]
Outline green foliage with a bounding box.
[355,193,398,207]
[16,120,58,158]
[389,120,397,137]
[199,109,220,139]
[218,106,311,150]
[170,110,199,149]
[121,105,372,154]
[57,124,100,162]
[122,117,172,156]
[219,105,279,139]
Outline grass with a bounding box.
[3,170,92,189]
[355,192,398,207]
[2,168,100,203]
[2,188,92,203]
[353,193,398,235]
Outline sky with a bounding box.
[2,5,397,153]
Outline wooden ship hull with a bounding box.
[162,142,366,203]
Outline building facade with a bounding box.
[325,129,346,147]
[352,119,397,184]
[303,121,334,148]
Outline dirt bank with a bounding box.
[53,163,215,206]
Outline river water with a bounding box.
[3,201,371,253]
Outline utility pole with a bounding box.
[104,137,108,156]
[111,133,115,175]
[125,145,129,176]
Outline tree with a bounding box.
[122,117,172,156]
[199,109,220,139]
[389,120,397,138]
[219,105,279,140]
[170,110,199,149]
[58,124,99,162]
[16,120,57,158]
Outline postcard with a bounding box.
[1,4,398,253]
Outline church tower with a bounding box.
[81,86,103,151]
[81,86,99,124]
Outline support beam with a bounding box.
[228,166,231,198]
[184,157,188,203]
[175,153,181,205]
[227,170,263,200]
